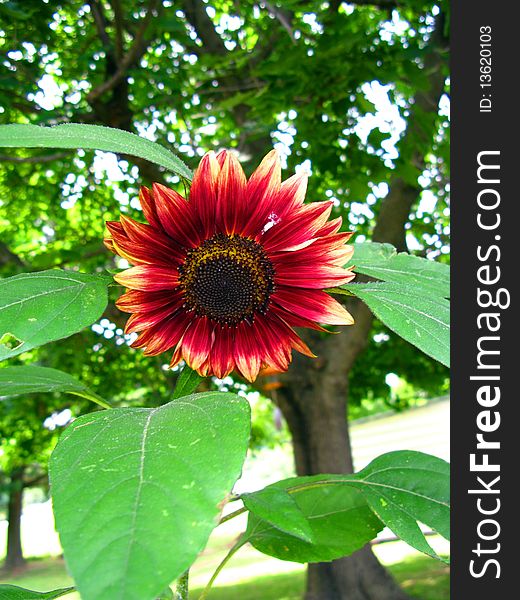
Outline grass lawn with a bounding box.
[1,540,449,600]
[189,554,449,600]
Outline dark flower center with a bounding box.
[179,233,275,326]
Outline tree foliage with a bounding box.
[0,1,449,597]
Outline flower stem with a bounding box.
[218,506,247,525]
[198,538,246,600]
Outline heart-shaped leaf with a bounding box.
[50,392,250,600]
[351,450,450,562]
[344,281,450,367]
[0,270,111,361]
[352,242,450,298]
[242,487,314,543]
[244,476,383,563]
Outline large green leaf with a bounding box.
[0,270,111,361]
[0,585,75,600]
[50,392,250,600]
[241,487,314,543]
[344,281,450,367]
[243,451,450,564]
[351,451,450,562]
[0,124,192,180]
[352,242,450,298]
[244,476,383,563]
[0,365,109,408]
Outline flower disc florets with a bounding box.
[179,233,275,326]
[105,149,356,382]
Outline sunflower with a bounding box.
[104,150,355,382]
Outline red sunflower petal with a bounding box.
[118,214,184,260]
[210,326,235,379]
[189,151,221,238]
[106,220,125,239]
[271,171,308,219]
[111,236,174,266]
[269,304,329,332]
[115,289,176,313]
[242,150,282,236]
[275,265,355,288]
[234,322,262,382]
[272,287,354,325]
[152,183,202,248]
[261,312,315,362]
[215,149,227,167]
[104,238,116,253]
[253,314,292,372]
[181,316,215,373]
[114,265,179,291]
[169,343,184,369]
[216,151,247,235]
[270,232,354,267]
[261,201,333,252]
[316,216,343,237]
[124,298,184,334]
[133,312,191,356]
[138,186,161,230]
[272,312,315,358]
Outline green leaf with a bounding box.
[344,281,450,367]
[0,365,110,409]
[0,585,75,600]
[244,476,383,563]
[0,124,192,180]
[352,242,450,298]
[241,487,314,543]
[50,392,250,600]
[172,365,203,399]
[351,451,450,562]
[366,127,391,149]
[0,270,111,361]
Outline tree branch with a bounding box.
[87,0,114,56]
[180,0,227,55]
[87,0,162,104]
[109,0,125,61]
[0,242,25,269]
[264,2,295,43]
[330,0,398,9]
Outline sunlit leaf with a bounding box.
[351,451,450,562]
[244,476,382,563]
[50,392,250,600]
[242,487,314,543]
[0,585,75,600]
[172,365,203,399]
[0,365,109,409]
[0,270,111,361]
[0,124,192,180]
[344,281,450,366]
[352,242,450,298]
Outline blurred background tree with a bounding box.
[0,1,449,598]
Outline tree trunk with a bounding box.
[274,172,421,600]
[276,299,410,600]
[273,12,448,596]
[4,467,26,573]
